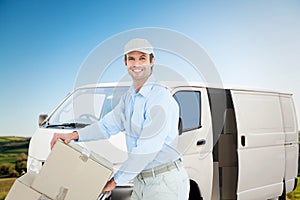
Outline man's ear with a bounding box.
[124,54,128,66]
[150,56,155,65]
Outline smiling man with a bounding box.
[125,52,153,92]
[51,38,190,200]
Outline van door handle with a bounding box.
[241,135,246,147]
[197,139,206,146]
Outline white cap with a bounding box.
[124,38,154,55]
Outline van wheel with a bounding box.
[188,180,203,200]
[278,181,286,200]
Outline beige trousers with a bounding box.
[130,166,190,200]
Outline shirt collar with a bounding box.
[130,75,157,98]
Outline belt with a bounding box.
[139,159,182,178]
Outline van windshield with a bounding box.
[46,86,129,128]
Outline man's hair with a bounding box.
[124,53,154,65]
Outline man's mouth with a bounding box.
[132,69,143,73]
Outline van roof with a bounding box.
[75,81,292,96]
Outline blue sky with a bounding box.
[1,0,300,136]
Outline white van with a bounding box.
[27,82,299,200]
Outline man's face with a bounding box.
[125,51,155,82]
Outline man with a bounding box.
[51,38,190,200]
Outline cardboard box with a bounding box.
[31,140,113,200]
[5,172,51,200]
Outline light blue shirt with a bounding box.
[77,76,181,184]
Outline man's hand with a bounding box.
[101,178,117,197]
[50,131,79,149]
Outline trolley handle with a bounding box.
[97,191,110,200]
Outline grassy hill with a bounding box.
[0,136,30,165]
[0,136,30,200]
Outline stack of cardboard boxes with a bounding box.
[6,140,113,200]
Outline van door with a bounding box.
[172,87,214,200]
[231,90,285,199]
[279,94,298,193]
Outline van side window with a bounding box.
[173,91,201,133]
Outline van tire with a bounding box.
[278,181,286,200]
[188,180,203,200]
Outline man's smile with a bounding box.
[132,68,143,73]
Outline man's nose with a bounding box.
[132,61,142,67]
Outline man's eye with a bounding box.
[140,57,146,60]
[128,57,134,61]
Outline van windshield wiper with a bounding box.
[45,122,89,128]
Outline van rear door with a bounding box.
[279,94,298,193]
[231,90,285,199]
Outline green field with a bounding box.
[0,178,16,200]
[0,136,30,199]
[0,136,30,153]
[0,136,29,164]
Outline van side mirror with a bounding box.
[38,114,48,127]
